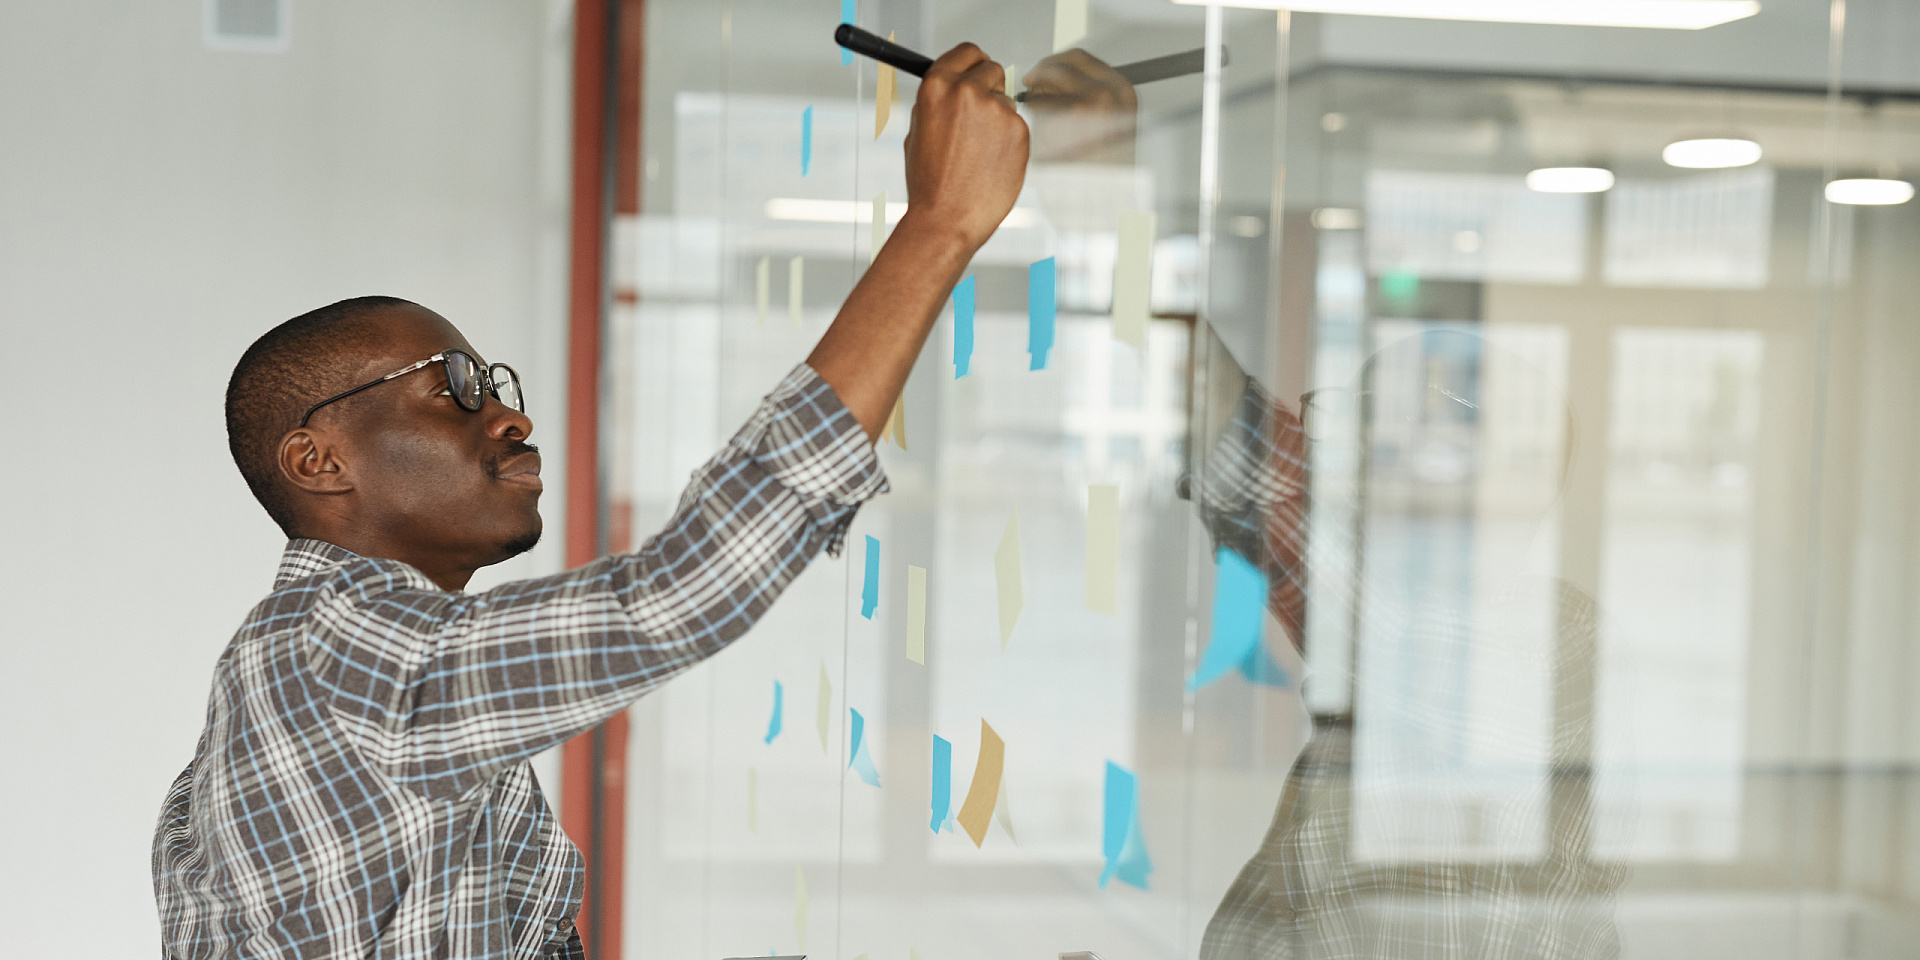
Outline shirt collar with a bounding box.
[273,538,367,589]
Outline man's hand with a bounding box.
[900,43,1030,251]
[807,43,1029,441]
[1022,49,1138,165]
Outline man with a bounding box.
[153,44,1027,960]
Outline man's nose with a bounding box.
[483,395,534,441]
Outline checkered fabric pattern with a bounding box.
[154,363,886,960]
[1192,381,1624,960]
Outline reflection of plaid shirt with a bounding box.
[153,364,885,960]
[1194,381,1623,960]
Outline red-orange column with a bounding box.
[561,0,645,957]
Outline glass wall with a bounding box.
[606,1,1920,957]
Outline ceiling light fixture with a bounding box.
[1167,0,1759,30]
[1662,138,1763,169]
[1825,178,1915,205]
[1311,207,1363,230]
[1526,167,1616,193]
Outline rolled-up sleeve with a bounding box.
[300,363,887,795]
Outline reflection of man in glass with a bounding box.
[1189,325,1624,960]
[1028,48,1623,956]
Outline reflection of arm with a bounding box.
[1190,378,1310,647]
[299,365,885,798]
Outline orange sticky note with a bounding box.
[956,719,1005,847]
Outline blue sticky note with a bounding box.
[1100,761,1135,888]
[1028,257,1056,370]
[839,0,855,64]
[1115,799,1154,890]
[953,275,975,378]
[1188,547,1268,690]
[931,735,953,831]
[848,707,881,787]
[861,535,879,619]
[764,680,784,744]
[801,105,813,176]
[1238,641,1291,688]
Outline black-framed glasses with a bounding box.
[298,350,524,428]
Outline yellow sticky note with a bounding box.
[1053,0,1087,51]
[794,865,808,950]
[756,255,770,325]
[789,255,804,328]
[995,511,1023,649]
[883,391,907,450]
[1085,484,1120,614]
[906,565,927,664]
[876,32,897,138]
[747,767,759,832]
[1113,208,1154,349]
[1005,62,1018,98]
[871,190,887,263]
[817,662,832,753]
[956,719,1005,847]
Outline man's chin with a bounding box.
[497,527,542,561]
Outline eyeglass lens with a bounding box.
[490,365,524,413]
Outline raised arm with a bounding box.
[807,43,1029,438]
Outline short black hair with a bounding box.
[226,296,416,536]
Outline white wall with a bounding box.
[0,1,572,953]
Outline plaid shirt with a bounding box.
[154,363,886,960]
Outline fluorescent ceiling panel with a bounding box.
[1167,0,1759,30]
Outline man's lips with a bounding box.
[494,452,543,491]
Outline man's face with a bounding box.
[315,305,542,571]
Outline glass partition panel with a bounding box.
[605,1,1920,958]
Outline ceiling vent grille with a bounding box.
[205,0,289,52]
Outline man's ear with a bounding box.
[278,428,355,496]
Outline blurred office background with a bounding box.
[7,1,1920,958]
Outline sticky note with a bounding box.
[748,767,759,831]
[876,33,897,137]
[1054,0,1088,51]
[817,662,833,753]
[789,255,804,327]
[1085,484,1120,614]
[953,274,975,378]
[1116,794,1154,889]
[756,256,771,325]
[764,680,784,744]
[801,105,813,175]
[1029,257,1056,370]
[794,865,809,949]
[839,0,855,64]
[906,565,927,664]
[1100,761,1152,889]
[883,392,907,450]
[995,511,1023,649]
[871,190,887,262]
[861,535,880,619]
[1113,209,1154,349]
[996,775,1017,842]
[930,734,952,831]
[848,707,882,787]
[1188,547,1269,690]
[1006,62,1019,98]
[956,719,1005,847]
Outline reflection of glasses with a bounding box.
[299,350,525,428]
[1298,381,1477,442]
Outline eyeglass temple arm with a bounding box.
[296,354,445,428]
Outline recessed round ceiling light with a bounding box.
[1526,167,1616,193]
[1825,178,1915,205]
[1662,138,1763,169]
